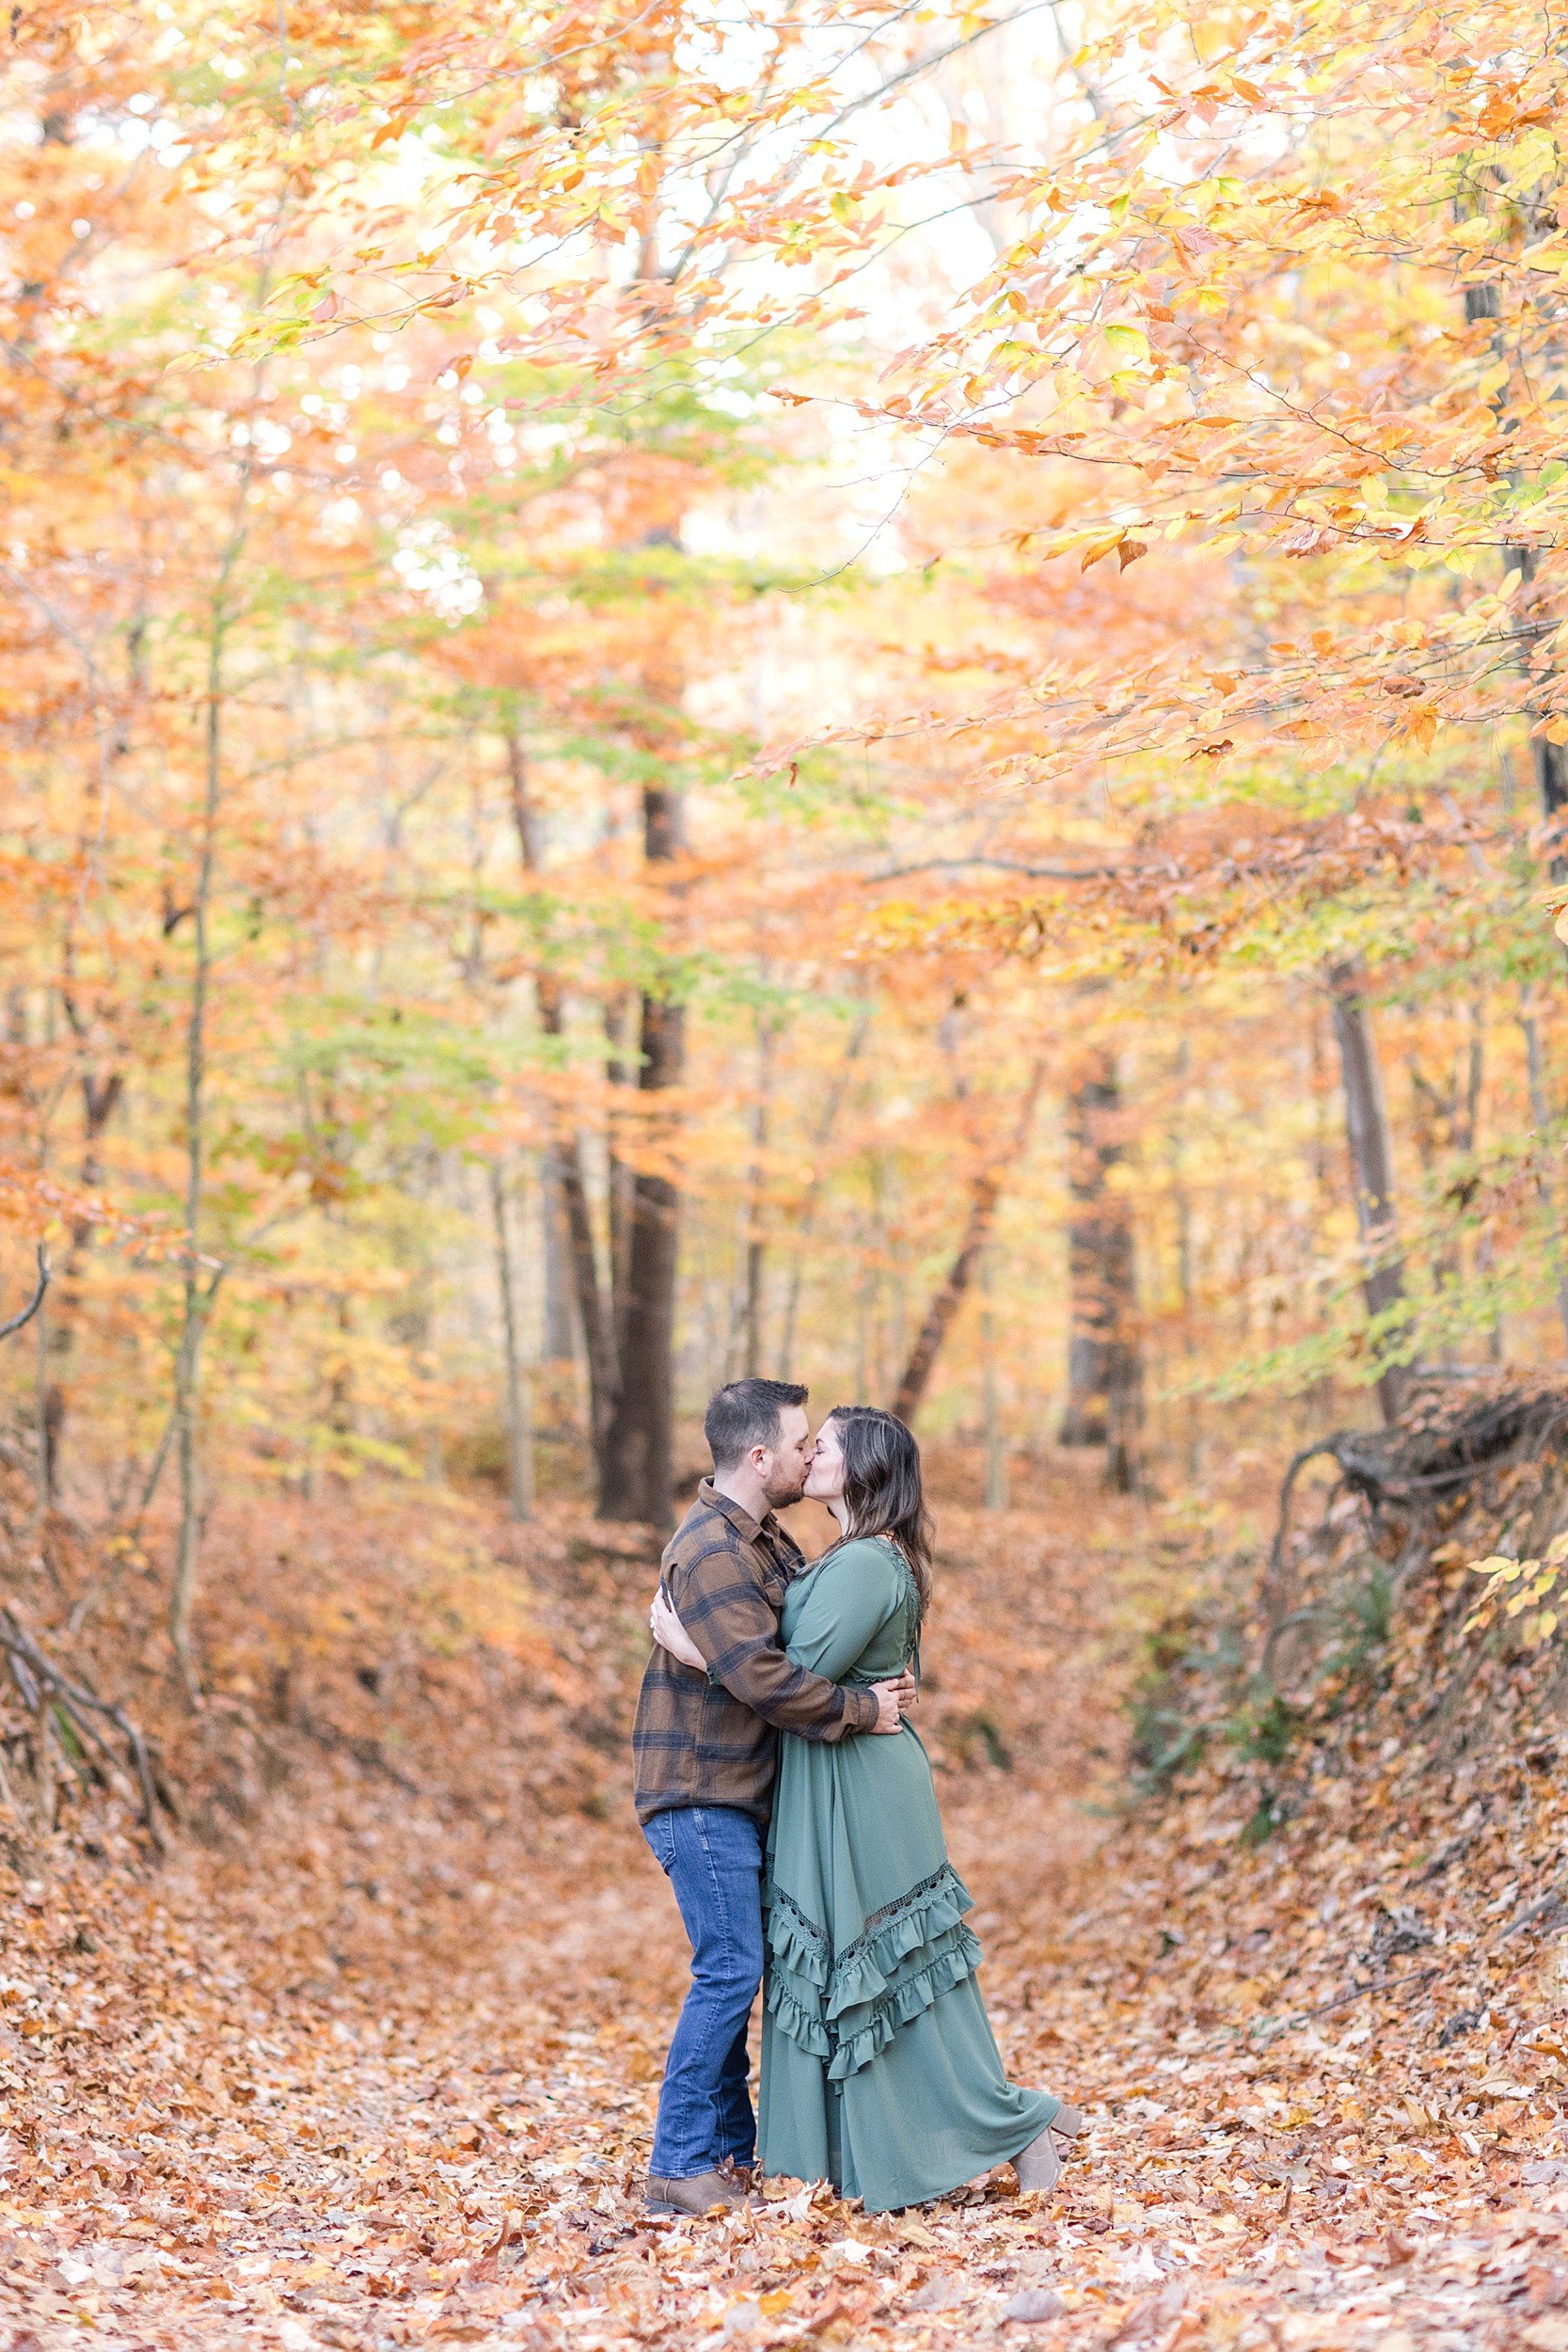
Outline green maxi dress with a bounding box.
[759,1535,1059,2213]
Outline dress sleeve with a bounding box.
[782,1542,904,1683]
[670,1538,880,1740]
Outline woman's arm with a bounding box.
[649,1585,706,1671]
[782,1542,903,1683]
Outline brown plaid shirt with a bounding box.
[632,1480,879,1826]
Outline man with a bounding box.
[632,1378,915,2217]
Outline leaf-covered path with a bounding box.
[5,1473,1568,2351]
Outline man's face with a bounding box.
[757,1405,814,1508]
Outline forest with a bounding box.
[6,0,1568,2345]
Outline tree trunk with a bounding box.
[39,1060,124,1497]
[505,730,619,1458]
[167,594,230,1686]
[504,606,686,1526]
[605,989,637,1347]
[1464,262,1568,875]
[1519,985,1568,1352]
[979,1248,1007,1510]
[1326,961,1409,1423]
[893,1058,1046,1426]
[1406,996,1485,1322]
[1169,1038,1203,1473]
[47,592,139,1498]
[32,1286,52,1529]
[599,993,684,1521]
[599,949,684,1522]
[780,1009,870,1377]
[540,1155,578,1363]
[489,1159,534,1521]
[1057,1045,1142,1490]
[743,1010,773,1377]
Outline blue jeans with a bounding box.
[642,1804,765,2181]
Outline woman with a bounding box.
[650,1405,1080,2214]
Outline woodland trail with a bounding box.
[5,1460,1568,2351]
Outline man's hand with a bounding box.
[870,1667,918,1734]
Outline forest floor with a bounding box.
[4,1442,1568,2351]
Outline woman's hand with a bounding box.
[650,1585,707,1672]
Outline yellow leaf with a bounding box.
[758,2289,793,2316]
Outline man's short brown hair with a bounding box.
[704,1379,809,1470]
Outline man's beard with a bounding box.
[762,1467,809,1510]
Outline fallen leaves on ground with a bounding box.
[3,1451,1567,2350]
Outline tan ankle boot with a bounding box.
[643,2169,751,2217]
[1014,2102,1085,2196]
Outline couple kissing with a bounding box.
[630,1378,1081,2218]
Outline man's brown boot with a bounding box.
[644,2169,749,2217]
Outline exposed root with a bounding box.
[0,1605,170,1853]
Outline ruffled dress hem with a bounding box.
[763,1860,986,2081]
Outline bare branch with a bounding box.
[0,1247,51,1343]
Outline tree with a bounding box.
[1057,1045,1141,1490]
[892,1057,1046,1426]
[1327,965,1410,1424]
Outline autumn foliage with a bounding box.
[6,0,1568,2340]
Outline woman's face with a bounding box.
[803,1416,846,1503]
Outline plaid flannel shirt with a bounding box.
[632,1480,879,1826]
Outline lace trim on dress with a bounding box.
[763,1860,979,2076]
[836,1864,957,1973]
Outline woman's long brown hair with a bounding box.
[828,1406,933,1621]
